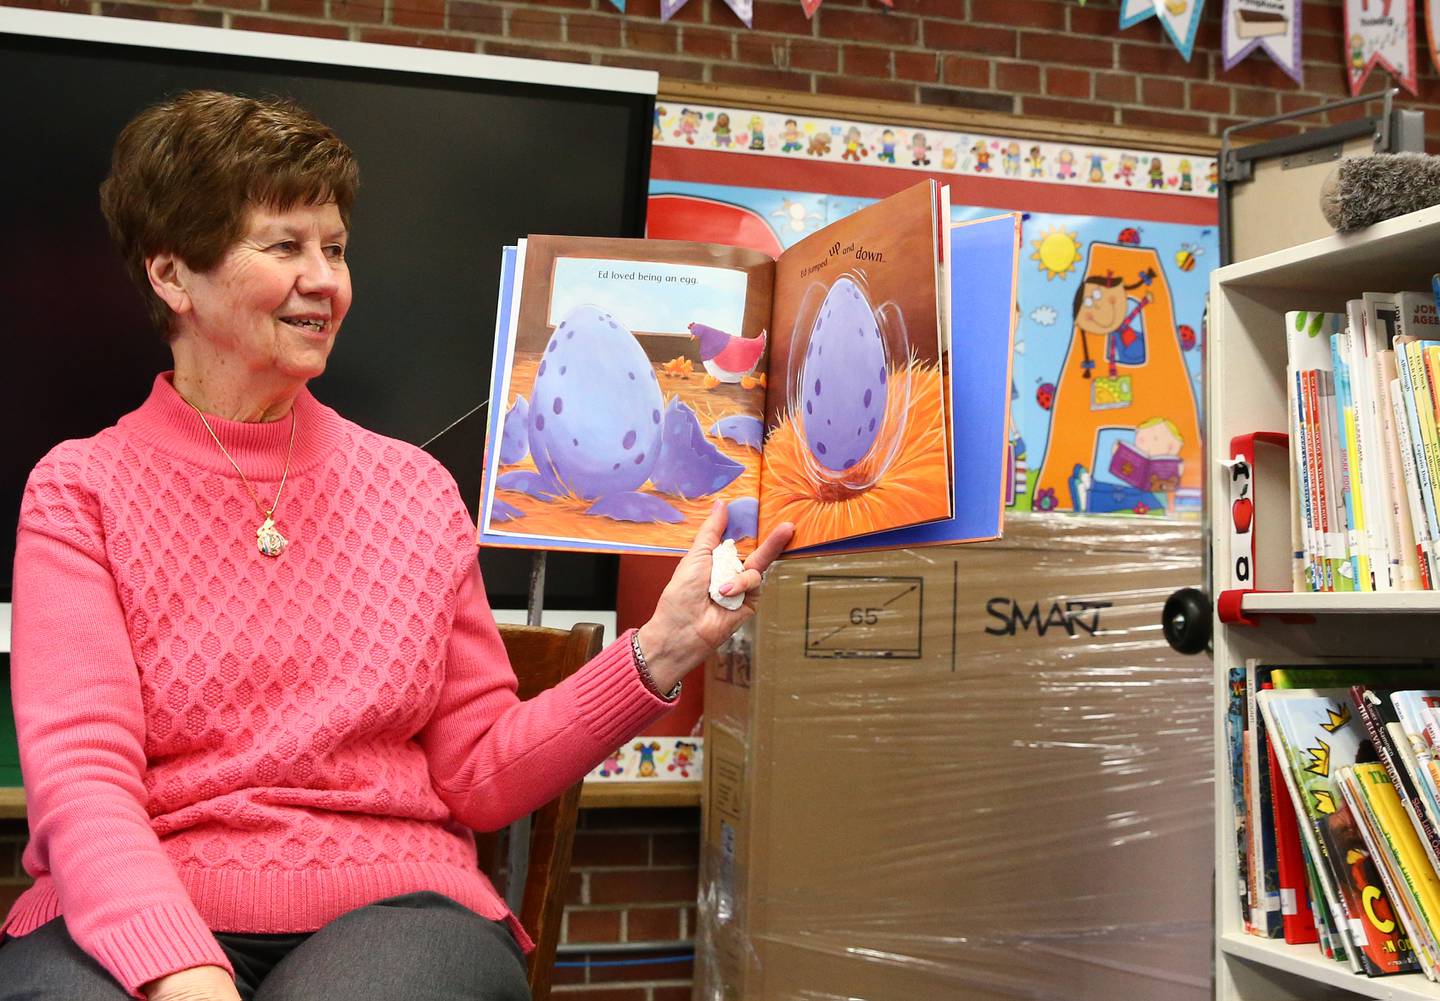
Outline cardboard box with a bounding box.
[697,515,1208,1001]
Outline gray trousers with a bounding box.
[0,891,530,1001]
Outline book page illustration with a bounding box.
[760,181,949,550]
[481,236,773,554]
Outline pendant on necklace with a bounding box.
[257,516,288,558]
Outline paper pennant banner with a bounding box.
[1222,0,1302,84]
[722,0,753,26]
[1345,0,1417,95]
[606,0,624,10]
[1429,0,1440,73]
[801,0,823,17]
[1120,0,1207,60]
[664,0,752,25]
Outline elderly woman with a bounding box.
[0,91,790,1001]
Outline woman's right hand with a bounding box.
[143,965,243,1001]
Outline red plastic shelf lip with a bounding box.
[1217,588,1315,627]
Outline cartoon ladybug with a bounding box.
[1035,380,1056,411]
[1118,227,1142,246]
[1178,324,1197,351]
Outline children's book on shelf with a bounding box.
[1268,733,1319,943]
[1226,667,1257,933]
[1393,691,1440,835]
[1354,685,1440,879]
[1286,311,1352,592]
[1242,661,1283,939]
[476,181,1019,557]
[1332,307,1374,591]
[1358,295,1402,590]
[1241,662,1421,942]
[1344,762,1440,980]
[1259,687,1423,976]
[1283,289,1440,592]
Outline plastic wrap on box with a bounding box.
[697,514,1208,1001]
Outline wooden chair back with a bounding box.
[484,621,605,1001]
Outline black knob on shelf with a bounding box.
[1162,587,1211,656]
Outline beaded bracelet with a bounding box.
[631,630,682,702]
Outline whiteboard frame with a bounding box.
[0,7,657,95]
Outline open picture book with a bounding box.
[477,180,1019,556]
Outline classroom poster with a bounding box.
[647,179,1216,518]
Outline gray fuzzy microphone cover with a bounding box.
[1321,152,1440,232]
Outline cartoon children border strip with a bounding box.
[649,105,1219,200]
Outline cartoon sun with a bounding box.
[1030,227,1082,281]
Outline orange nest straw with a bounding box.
[760,361,950,549]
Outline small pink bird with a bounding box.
[688,322,767,390]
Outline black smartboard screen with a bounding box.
[0,22,652,607]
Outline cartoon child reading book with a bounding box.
[1074,417,1183,514]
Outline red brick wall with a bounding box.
[7,0,1440,148]
[556,807,699,999]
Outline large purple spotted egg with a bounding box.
[800,276,888,472]
[528,305,664,500]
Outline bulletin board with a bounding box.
[647,82,1222,520]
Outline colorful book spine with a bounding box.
[1426,344,1440,465]
[1407,339,1440,565]
[1398,344,1440,577]
[1244,665,1283,936]
[1304,370,1335,591]
[1383,348,1428,590]
[1392,692,1440,838]
[1392,378,1435,588]
[1346,303,1390,589]
[1268,734,1319,943]
[1226,667,1254,931]
[1361,295,1403,589]
[1307,371,1324,590]
[1303,835,1340,961]
[1293,370,1319,590]
[1332,333,1372,590]
[1288,312,1347,592]
[1310,370,1348,591]
[1380,362,1419,590]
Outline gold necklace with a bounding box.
[185,400,298,558]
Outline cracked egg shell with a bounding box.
[800,276,888,472]
[528,305,664,500]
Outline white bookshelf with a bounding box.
[1241,592,1440,614]
[1211,206,1440,1001]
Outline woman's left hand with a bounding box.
[635,500,793,695]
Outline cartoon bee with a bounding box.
[1175,242,1205,272]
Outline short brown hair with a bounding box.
[99,90,359,337]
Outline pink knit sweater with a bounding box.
[4,374,671,997]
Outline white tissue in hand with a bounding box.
[709,539,746,610]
